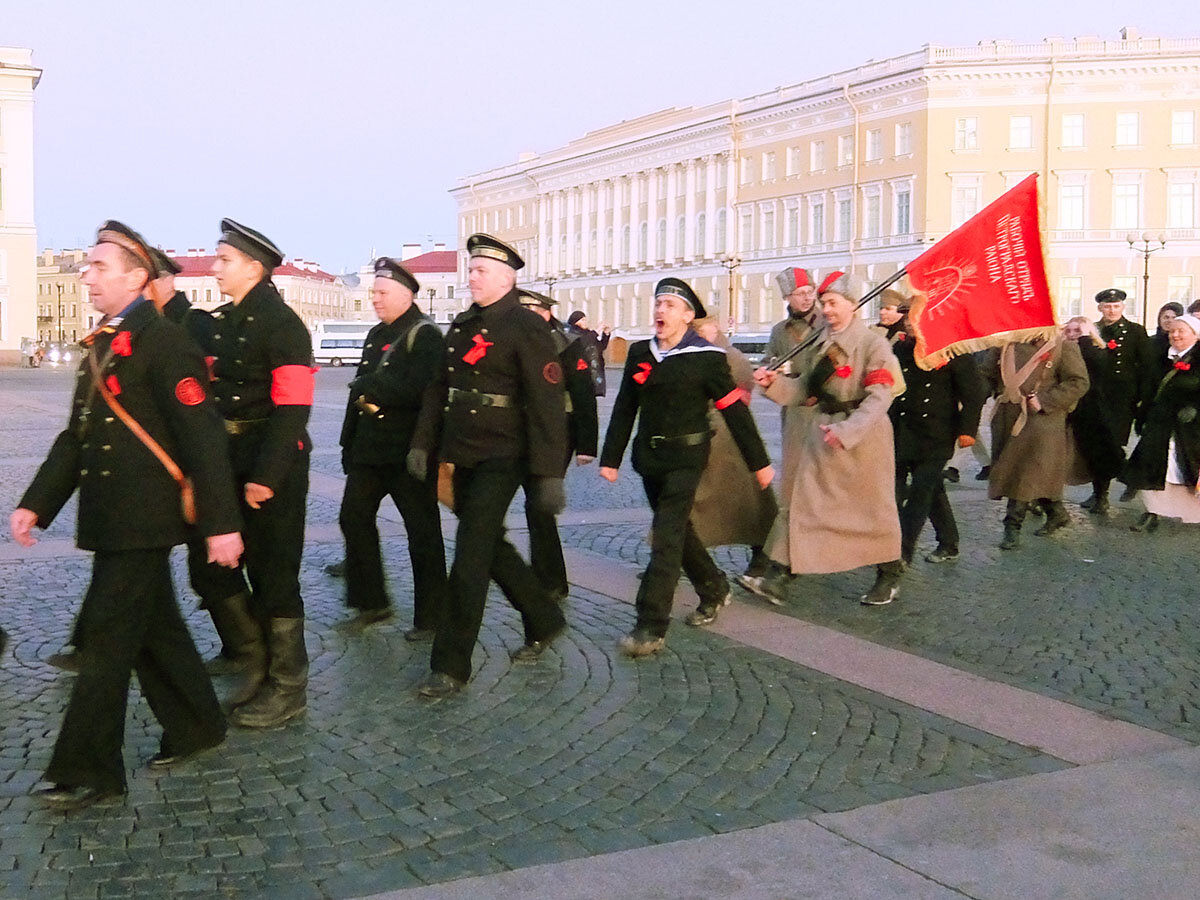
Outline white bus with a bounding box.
[311,320,372,367]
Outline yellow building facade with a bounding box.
[451,31,1199,336]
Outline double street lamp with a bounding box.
[721,256,741,335]
[1126,231,1166,326]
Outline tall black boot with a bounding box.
[1087,480,1111,515]
[1000,500,1027,550]
[230,618,308,729]
[0,626,7,658]
[861,560,903,606]
[213,593,268,708]
[204,590,258,676]
[1036,500,1070,536]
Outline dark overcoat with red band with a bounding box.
[20,299,242,551]
[208,279,313,489]
[413,288,567,477]
[600,331,769,478]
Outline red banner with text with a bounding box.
[908,174,1057,370]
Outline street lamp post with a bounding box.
[427,287,436,314]
[55,283,64,345]
[544,276,557,298]
[1126,232,1166,327]
[721,257,740,335]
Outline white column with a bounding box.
[645,169,659,263]
[665,164,678,262]
[550,191,563,276]
[580,185,593,271]
[683,160,698,261]
[536,195,548,276]
[597,181,610,269]
[565,188,578,273]
[704,155,718,260]
[629,173,642,267]
[612,178,625,270]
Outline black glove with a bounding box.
[529,477,566,516]
[406,448,429,482]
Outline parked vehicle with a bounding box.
[311,320,372,367]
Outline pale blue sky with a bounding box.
[6,0,1197,271]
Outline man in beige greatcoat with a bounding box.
[988,337,1090,549]
[753,272,906,606]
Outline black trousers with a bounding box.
[46,549,225,794]
[431,459,566,683]
[524,478,568,597]
[241,457,309,620]
[635,467,725,637]
[339,462,448,629]
[1107,381,1140,447]
[897,458,959,562]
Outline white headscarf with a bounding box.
[1167,314,1200,359]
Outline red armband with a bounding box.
[271,364,315,406]
[715,388,742,410]
[863,368,894,388]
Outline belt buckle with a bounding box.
[478,393,493,407]
[649,435,664,449]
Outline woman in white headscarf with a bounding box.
[1120,313,1200,531]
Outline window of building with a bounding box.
[740,211,753,252]
[866,129,882,161]
[621,225,630,265]
[1168,276,1195,303]
[810,140,825,172]
[605,227,613,264]
[836,198,852,241]
[1168,182,1196,228]
[1172,110,1196,146]
[894,187,912,235]
[762,151,777,181]
[864,192,881,239]
[675,216,685,257]
[638,222,648,261]
[740,155,753,185]
[954,117,979,150]
[447,285,455,300]
[589,230,597,261]
[656,219,666,259]
[895,122,912,156]
[810,199,825,244]
[1115,112,1140,147]
[696,213,706,257]
[786,146,800,176]
[1112,181,1141,229]
[761,209,776,250]
[716,209,727,253]
[1009,116,1033,150]
[1059,183,1086,230]
[1059,276,1083,318]
[1111,275,1138,301]
[950,176,982,227]
[786,206,799,246]
[837,134,853,166]
[738,289,750,324]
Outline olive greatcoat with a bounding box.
[988,339,1090,502]
[761,317,905,574]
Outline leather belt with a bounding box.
[816,398,862,416]
[648,430,711,449]
[448,387,513,408]
[224,417,268,435]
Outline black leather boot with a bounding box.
[230,618,308,729]
[204,591,258,676]
[861,561,903,606]
[1035,500,1070,536]
[1000,500,1027,550]
[215,593,268,709]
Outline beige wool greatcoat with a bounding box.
[761,317,905,574]
[988,339,1090,502]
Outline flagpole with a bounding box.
[765,267,908,372]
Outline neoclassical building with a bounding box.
[0,47,41,363]
[451,30,1199,337]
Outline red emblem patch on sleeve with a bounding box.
[714,388,742,410]
[543,362,563,384]
[271,365,316,406]
[110,331,132,356]
[175,376,205,406]
[863,368,895,388]
[576,358,588,371]
[105,374,121,396]
[834,365,853,378]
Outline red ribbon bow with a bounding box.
[381,343,391,352]
[576,358,588,371]
[110,331,132,357]
[632,362,652,385]
[895,332,907,342]
[462,334,494,365]
[834,365,852,378]
[1175,361,1191,371]
[105,374,121,396]
[1107,340,1118,350]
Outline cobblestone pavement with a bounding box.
[0,365,1189,898]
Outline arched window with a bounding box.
[639,222,648,262]
[590,230,597,263]
[622,225,631,266]
[696,213,706,258]
[716,209,727,253]
[675,216,686,258]
[656,219,666,259]
[605,228,614,266]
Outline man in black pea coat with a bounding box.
[600,278,774,657]
[146,248,253,673]
[517,289,599,603]
[337,257,449,639]
[10,222,243,810]
[208,219,314,729]
[1094,288,1156,506]
[889,324,987,564]
[408,236,569,698]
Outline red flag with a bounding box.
[908,174,1056,370]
